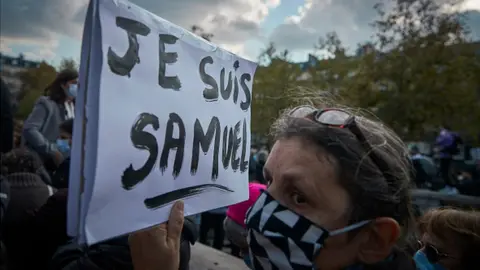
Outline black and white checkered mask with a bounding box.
[246,191,370,270]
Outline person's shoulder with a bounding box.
[35,96,55,107]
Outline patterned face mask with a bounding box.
[246,191,370,270]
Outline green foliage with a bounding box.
[250,0,479,141]
[251,48,302,137]
[59,58,78,71]
[346,0,480,140]
[15,61,57,119]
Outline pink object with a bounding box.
[227,182,267,228]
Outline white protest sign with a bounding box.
[74,0,257,245]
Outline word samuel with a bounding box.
[121,112,249,191]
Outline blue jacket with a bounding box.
[435,129,455,158]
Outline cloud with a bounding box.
[269,0,480,54]
[0,0,279,60]
[269,0,379,52]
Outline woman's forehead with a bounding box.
[265,138,337,184]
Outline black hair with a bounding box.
[45,69,78,103]
[59,119,74,135]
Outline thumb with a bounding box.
[167,200,184,243]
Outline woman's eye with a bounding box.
[292,192,307,204]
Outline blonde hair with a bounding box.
[420,208,480,268]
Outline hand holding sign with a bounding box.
[129,201,184,270]
[68,0,257,245]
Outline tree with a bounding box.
[15,62,57,119]
[315,32,348,59]
[310,32,362,99]
[251,44,302,137]
[59,58,78,71]
[191,25,214,41]
[349,0,480,140]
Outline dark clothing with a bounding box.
[52,157,71,189]
[411,159,430,187]
[0,176,9,270]
[364,248,417,270]
[435,129,459,158]
[0,79,14,154]
[0,176,9,225]
[50,238,133,270]
[26,189,69,270]
[2,172,54,270]
[3,172,54,225]
[200,212,226,250]
[0,241,7,270]
[439,157,453,186]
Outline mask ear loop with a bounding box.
[329,220,371,236]
[312,220,371,267]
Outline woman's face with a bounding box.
[59,130,72,147]
[64,78,78,88]
[264,137,363,269]
[420,233,462,270]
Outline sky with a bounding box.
[1,0,480,67]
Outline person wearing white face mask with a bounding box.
[22,69,78,173]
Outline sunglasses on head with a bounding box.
[289,106,391,181]
[417,241,453,263]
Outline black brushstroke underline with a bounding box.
[144,184,234,209]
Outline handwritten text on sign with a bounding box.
[105,17,254,209]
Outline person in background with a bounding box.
[410,145,434,188]
[455,169,480,197]
[0,148,56,270]
[434,126,462,190]
[0,176,9,225]
[199,206,227,250]
[224,182,267,268]
[22,69,78,172]
[25,189,69,270]
[51,119,74,189]
[0,79,14,154]
[0,175,10,268]
[415,208,479,270]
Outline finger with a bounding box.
[167,200,184,243]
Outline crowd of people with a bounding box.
[409,128,480,196]
[0,70,479,270]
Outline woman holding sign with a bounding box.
[22,69,78,172]
[130,101,418,270]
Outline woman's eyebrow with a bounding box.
[283,171,320,197]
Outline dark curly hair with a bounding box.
[0,148,44,176]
